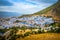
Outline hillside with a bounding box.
[19,0,60,22]
[16,33,60,40]
[33,0,60,22]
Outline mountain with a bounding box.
[0,12,22,18]
[18,0,60,22]
[33,0,60,22]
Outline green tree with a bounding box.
[20,26,27,32]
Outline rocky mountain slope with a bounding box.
[19,0,60,22]
[33,0,60,22]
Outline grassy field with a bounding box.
[16,33,60,40]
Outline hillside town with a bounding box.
[0,0,60,40]
[1,15,60,40]
[0,15,54,29]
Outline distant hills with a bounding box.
[0,12,21,18]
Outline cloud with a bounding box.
[0,0,58,14]
[0,2,51,14]
[0,0,13,6]
[26,0,58,3]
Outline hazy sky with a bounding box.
[0,0,58,14]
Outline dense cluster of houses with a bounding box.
[0,16,59,40]
[0,16,54,29]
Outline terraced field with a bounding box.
[16,33,60,40]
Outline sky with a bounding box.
[0,0,58,14]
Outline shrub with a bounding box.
[9,35,16,40]
[0,37,5,40]
[38,30,42,33]
[41,29,45,33]
[16,34,24,38]
[24,32,31,37]
[31,31,38,34]
[55,28,60,33]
